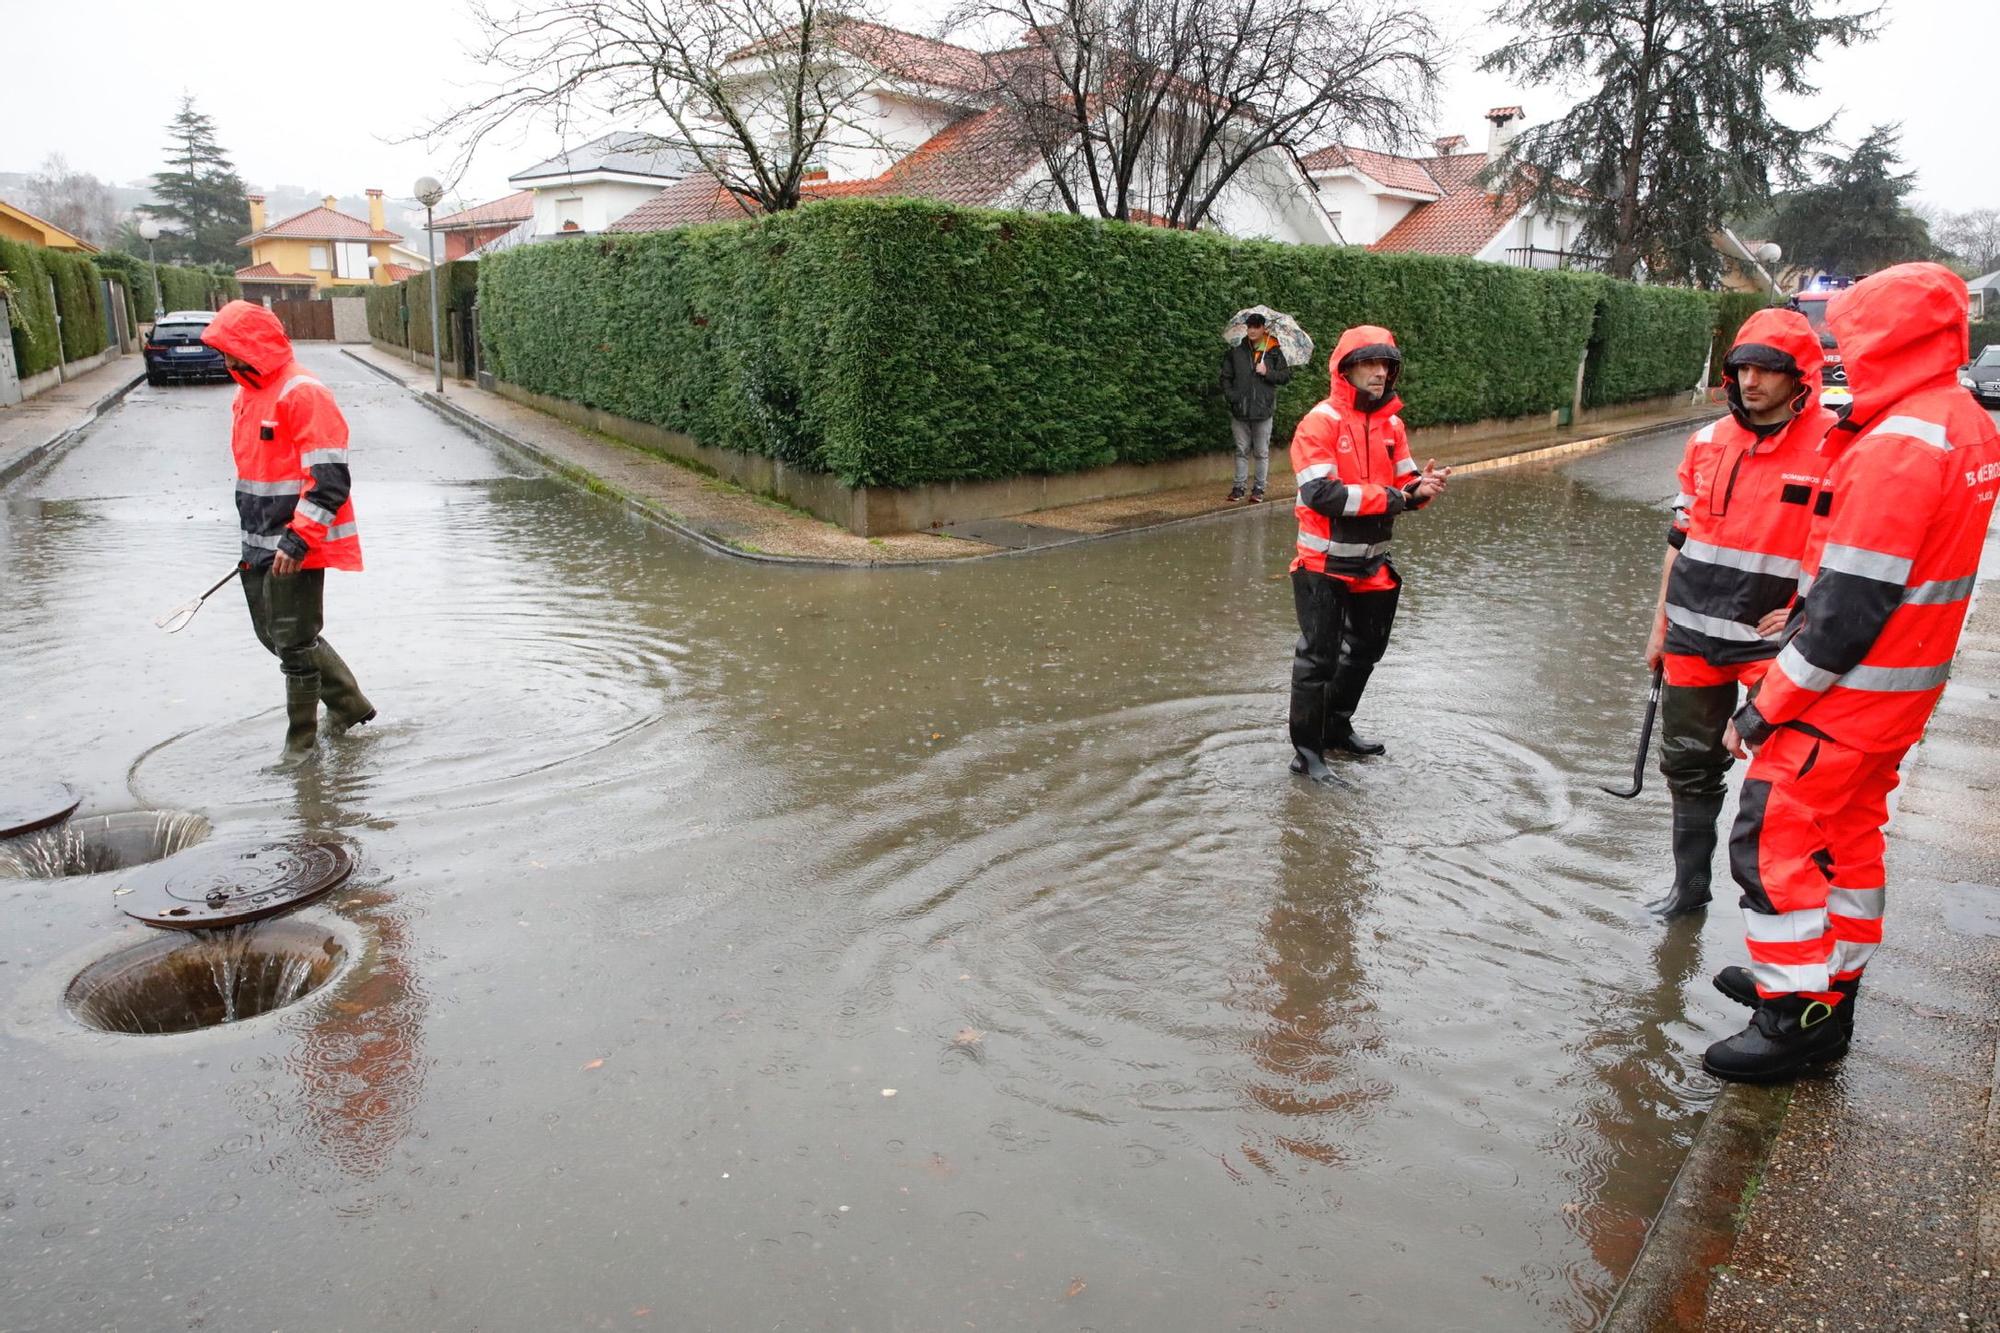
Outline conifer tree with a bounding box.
[1768,126,1933,275]
[149,96,250,267]
[1482,0,1876,284]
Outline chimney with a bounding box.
[1486,106,1524,162]
[1433,135,1468,155]
[366,188,385,233]
[247,194,266,232]
[321,194,338,211]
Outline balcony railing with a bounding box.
[1504,246,1604,271]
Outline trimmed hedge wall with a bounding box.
[0,238,65,377]
[480,199,1720,488]
[1709,291,1778,384]
[1972,320,2000,355]
[364,263,478,360]
[92,251,236,322]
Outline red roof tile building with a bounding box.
[1301,109,1595,269]
[235,190,409,302]
[427,190,536,261]
[604,20,1340,246]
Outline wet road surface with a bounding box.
[2,350,1756,1329]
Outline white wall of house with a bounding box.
[526,179,671,235]
[1206,150,1341,246]
[1472,206,1587,266]
[1306,175,1429,246]
[822,90,962,181]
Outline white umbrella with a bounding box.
[1222,305,1313,369]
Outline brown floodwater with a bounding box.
[0,350,1754,1329]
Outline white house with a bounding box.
[608,19,1341,247]
[1301,108,1591,267]
[507,131,701,238]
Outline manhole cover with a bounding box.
[119,839,354,929]
[0,782,81,840]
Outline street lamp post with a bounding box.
[413,176,446,394]
[137,219,164,321]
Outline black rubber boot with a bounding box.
[1288,745,1339,783]
[315,642,376,732]
[1702,994,1850,1083]
[280,676,321,766]
[1716,969,1859,1038]
[1648,794,1724,918]
[1325,726,1386,757]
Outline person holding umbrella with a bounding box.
[1219,308,1302,503]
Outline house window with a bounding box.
[333,242,371,279]
[308,245,330,271]
[558,195,584,231]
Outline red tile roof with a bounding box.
[239,205,402,246]
[234,262,317,283]
[1370,154,1521,256]
[832,19,992,93]
[1298,143,1440,197]
[385,264,423,282]
[608,108,1040,232]
[430,190,534,230]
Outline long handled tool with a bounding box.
[1600,664,1664,799]
[155,567,239,634]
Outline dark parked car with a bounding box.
[1960,346,2000,409]
[143,311,228,386]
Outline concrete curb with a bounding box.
[1598,1084,1792,1331]
[0,363,147,490]
[344,348,1723,570]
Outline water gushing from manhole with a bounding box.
[65,920,350,1034]
[0,811,210,878]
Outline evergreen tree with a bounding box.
[1768,126,1932,275]
[1482,0,1877,284]
[148,96,250,267]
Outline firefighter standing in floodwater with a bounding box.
[1641,308,1837,919]
[201,300,376,764]
[1286,325,1449,782]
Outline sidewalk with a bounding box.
[0,354,145,487]
[1608,572,2000,1330]
[346,344,1721,567]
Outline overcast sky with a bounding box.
[3,0,1985,226]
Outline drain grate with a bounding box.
[0,781,82,840]
[119,838,353,929]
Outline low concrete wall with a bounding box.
[372,339,466,381]
[331,299,369,344]
[486,377,1708,537]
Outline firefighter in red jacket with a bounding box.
[201,301,375,763]
[1641,309,1838,918]
[1286,325,1449,782]
[1704,263,2000,1082]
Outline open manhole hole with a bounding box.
[66,919,351,1035]
[0,810,211,879]
[0,781,82,840]
[118,839,353,929]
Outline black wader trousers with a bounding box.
[1657,681,1740,802]
[1289,566,1399,752]
[240,566,370,721]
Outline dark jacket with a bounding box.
[1220,337,1291,422]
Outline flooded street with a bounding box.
[1,350,1755,1330]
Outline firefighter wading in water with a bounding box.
[201,301,375,764]
[1642,308,1838,919]
[1287,325,1449,782]
[1705,263,2000,1083]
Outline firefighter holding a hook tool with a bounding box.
[1635,308,1836,919]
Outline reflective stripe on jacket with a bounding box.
[1738,264,1999,752]
[202,300,362,572]
[1290,325,1423,581]
[1666,309,1837,665]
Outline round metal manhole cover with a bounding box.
[119,839,354,929]
[0,782,82,840]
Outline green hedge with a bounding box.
[0,238,63,377]
[364,263,477,359]
[1972,320,2000,356]
[1582,279,1716,408]
[44,250,106,363]
[92,251,234,322]
[479,199,1718,488]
